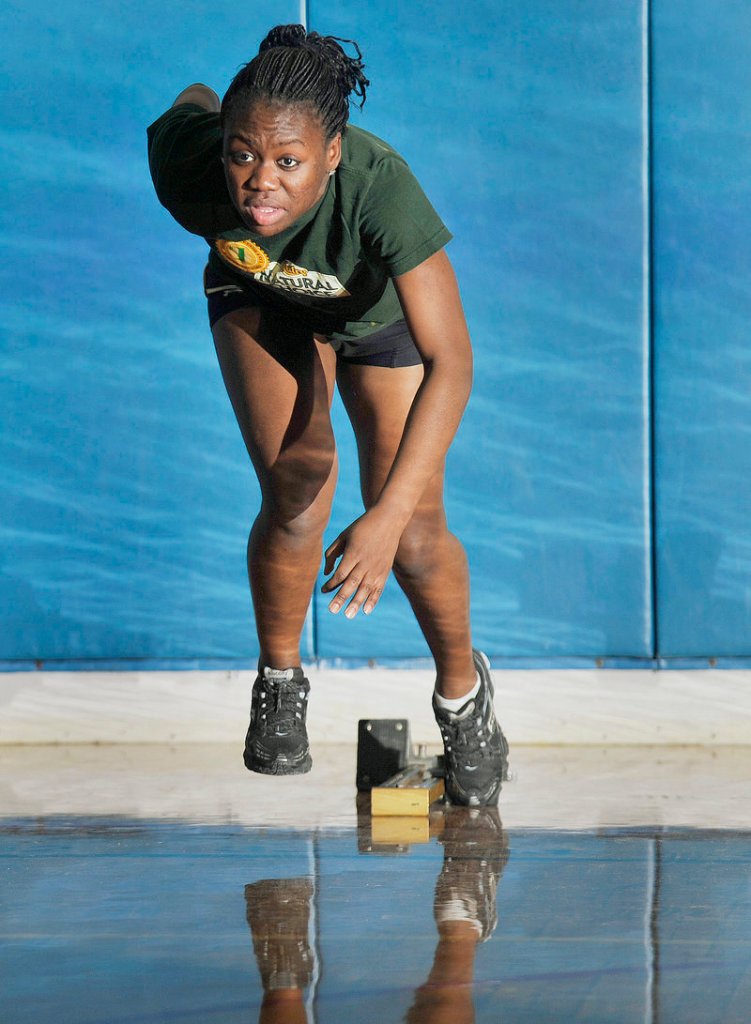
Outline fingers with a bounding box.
[323,536,344,579]
[321,516,397,618]
[321,545,385,617]
[326,570,384,618]
[361,585,383,616]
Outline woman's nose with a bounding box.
[247,160,278,191]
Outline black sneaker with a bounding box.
[432,649,509,806]
[244,667,312,775]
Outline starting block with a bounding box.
[356,718,445,817]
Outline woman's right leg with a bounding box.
[211,307,338,670]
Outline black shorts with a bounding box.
[204,266,422,368]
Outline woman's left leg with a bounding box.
[336,361,475,699]
[338,359,509,807]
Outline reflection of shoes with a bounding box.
[244,878,314,990]
[244,667,312,775]
[434,805,509,942]
[433,650,509,806]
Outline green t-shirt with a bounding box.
[147,104,452,346]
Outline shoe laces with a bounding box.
[257,680,307,732]
[437,699,494,764]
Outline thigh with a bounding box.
[212,308,338,500]
[336,361,446,514]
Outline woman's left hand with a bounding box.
[322,249,473,621]
[321,507,405,618]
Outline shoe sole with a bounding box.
[445,779,503,807]
[243,752,313,775]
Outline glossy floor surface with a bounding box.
[2,746,750,1023]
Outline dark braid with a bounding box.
[221,24,369,140]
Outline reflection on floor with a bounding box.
[1,746,749,1023]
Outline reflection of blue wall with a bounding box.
[0,1,749,666]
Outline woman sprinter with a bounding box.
[147,24,508,805]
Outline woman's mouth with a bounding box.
[247,204,285,227]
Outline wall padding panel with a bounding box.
[0,1,302,662]
[652,1,751,656]
[311,0,652,659]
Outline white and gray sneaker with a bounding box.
[432,650,509,806]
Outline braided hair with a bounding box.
[222,24,369,140]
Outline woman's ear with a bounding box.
[327,133,342,174]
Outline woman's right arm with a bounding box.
[148,84,223,232]
[171,83,221,111]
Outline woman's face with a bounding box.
[222,101,341,237]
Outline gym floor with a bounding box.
[2,744,749,1023]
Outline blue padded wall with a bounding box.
[2,1,749,666]
[310,0,652,659]
[652,1,751,656]
[0,1,301,663]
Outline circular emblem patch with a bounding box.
[214,239,270,274]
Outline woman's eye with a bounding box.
[278,157,299,169]
[230,151,253,165]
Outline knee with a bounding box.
[393,520,447,579]
[261,463,335,541]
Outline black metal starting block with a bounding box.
[356,718,445,816]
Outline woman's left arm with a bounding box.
[377,247,473,518]
[321,248,473,614]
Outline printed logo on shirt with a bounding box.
[215,239,270,274]
[279,260,307,277]
[213,239,349,299]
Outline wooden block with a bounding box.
[371,765,445,817]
